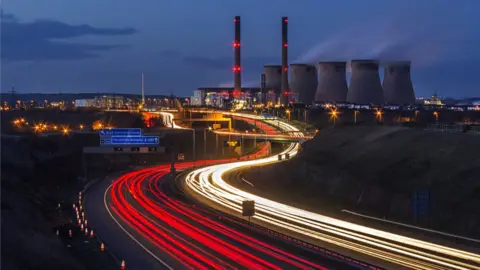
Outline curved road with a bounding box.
[84,113,368,269]
[183,114,480,270]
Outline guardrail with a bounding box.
[425,124,480,134]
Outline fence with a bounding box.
[425,124,480,134]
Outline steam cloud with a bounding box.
[296,2,479,68]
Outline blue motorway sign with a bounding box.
[99,128,142,137]
[101,136,159,145]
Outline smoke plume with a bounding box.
[296,1,479,68]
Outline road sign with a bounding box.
[99,128,142,137]
[100,136,159,145]
[242,200,255,217]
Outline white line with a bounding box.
[103,184,174,270]
[241,177,255,188]
[341,209,480,243]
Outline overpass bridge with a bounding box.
[212,130,314,143]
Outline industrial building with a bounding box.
[290,64,317,104]
[315,61,349,103]
[347,60,384,104]
[382,61,416,104]
[190,16,424,107]
[190,87,262,109]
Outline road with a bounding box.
[83,113,367,269]
[94,162,374,269]
[183,113,480,270]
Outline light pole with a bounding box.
[304,109,307,124]
[354,110,359,125]
[241,133,244,156]
[191,129,196,161]
[433,111,439,124]
[329,109,339,127]
[204,126,212,159]
[215,133,219,156]
[375,110,383,123]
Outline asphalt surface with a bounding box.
[84,176,169,269]
[84,166,368,270]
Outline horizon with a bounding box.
[2,0,480,98]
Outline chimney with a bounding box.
[382,61,416,104]
[233,16,241,93]
[290,64,318,104]
[315,61,348,102]
[347,60,384,104]
[281,16,289,105]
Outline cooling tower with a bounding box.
[281,17,289,105]
[290,64,318,104]
[264,65,282,93]
[347,60,384,104]
[233,16,241,92]
[382,61,415,104]
[315,61,348,102]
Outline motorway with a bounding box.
[84,112,370,269]
[183,113,480,270]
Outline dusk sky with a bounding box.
[1,0,479,98]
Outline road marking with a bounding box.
[104,184,174,270]
[241,177,255,188]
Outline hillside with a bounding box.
[243,126,480,238]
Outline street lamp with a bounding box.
[433,111,439,123]
[375,109,383,123]
[354,110,359,125]
[329,109,339,126]
[285,109,291,121]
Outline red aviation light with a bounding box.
[284,19,288,23]
[284,67,288,71]
[284,91,289,95]
[284,43,288,47]
[232,41,240,48]
[232,66,241,72]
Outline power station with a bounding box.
[290,64,317,104]
[191,17,417,108]
[347,60,384,104]
[315,61,348,103]
[382,61,416,104]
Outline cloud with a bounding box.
[1,13,137,62]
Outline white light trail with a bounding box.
[185,112,480,270]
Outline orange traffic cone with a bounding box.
[85,219,88,226]
[80,224,84,231]
[69,229,73,238]
[79,205,82,211]
[100,242,105,252]
[90,230,94,238]
[120,260,126,270]
[85,228,89,236]
[78,219,81,225]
